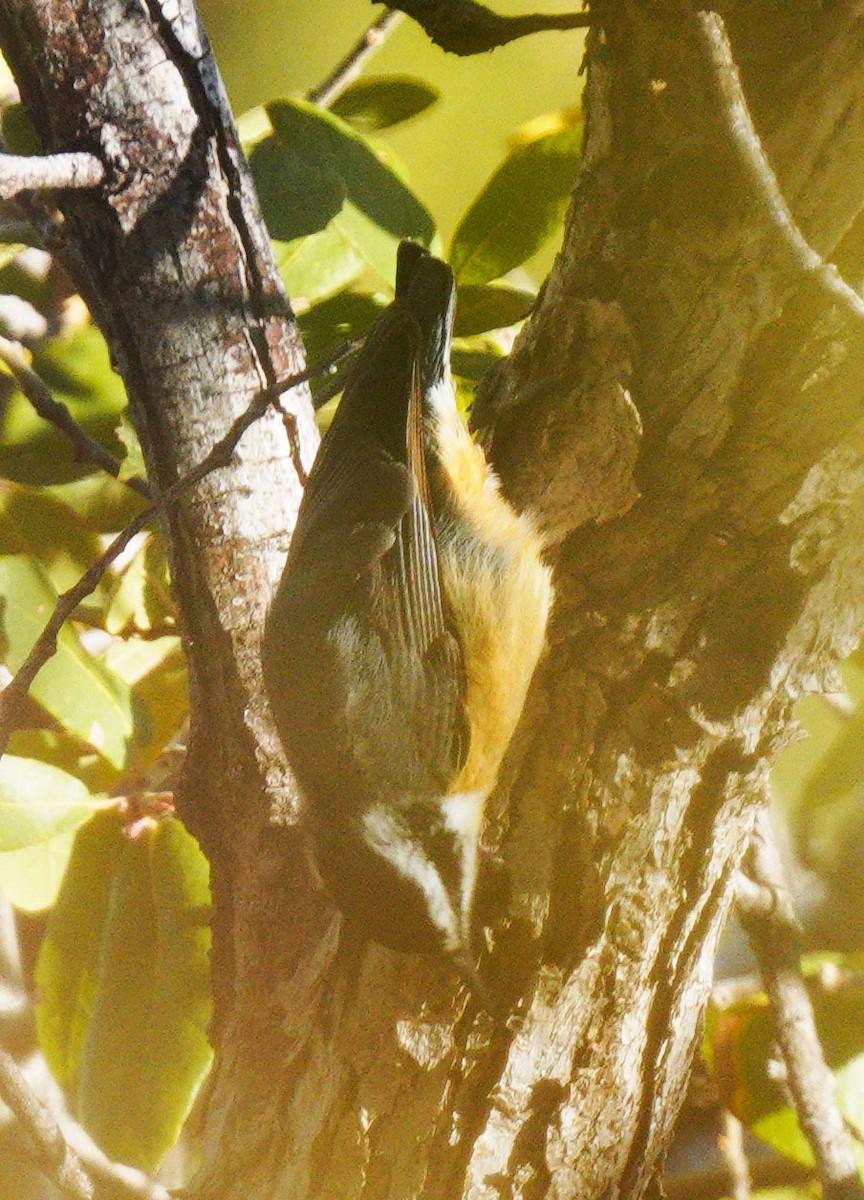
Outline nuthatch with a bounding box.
[264,242,552,978]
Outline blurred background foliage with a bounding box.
[0,3,861,1197]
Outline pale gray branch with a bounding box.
[0,150,104,198]
[697,11,864,325]
[0,1046,94,1200]
[738,809,864,1200]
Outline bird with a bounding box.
[263,241,552,981]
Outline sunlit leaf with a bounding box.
[275,225,365,307]
[37,813,212,1170]
[115,412,147,484]
[105,533,174,636]
[0,555,135,768]
[0,324,128,486]
[450,108,582,285]
[331,75,439,132]
[104,636,188,775]
[0,827,78,912]
[0,755,106,851]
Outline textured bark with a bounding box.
[3,2,864,1200]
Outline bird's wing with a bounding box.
[369,344,469,792]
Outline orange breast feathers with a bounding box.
[436,413,553,800]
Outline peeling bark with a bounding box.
[3,2,864,1199]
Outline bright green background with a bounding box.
[197,0,586,261]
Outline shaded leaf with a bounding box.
[6,728,113,795]
[450,108,582,285]
[0,555,135,768]
[0,480,104,597]
[115,412,147,484]
[2,102,41,155]
[36,812,123,1088]
[37,813,212,1170]
[454,282,534,336]
[266,97,435,283]
[0,755,105,851]
[299,291,386,366]
[712,976,864,1169]
[331,75,439,131]
[46,474,146,534]
[248,134,346,242]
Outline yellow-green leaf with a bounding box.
[0,555,135,768]
[0,755,106,851]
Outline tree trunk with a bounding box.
[2,2,864,1199]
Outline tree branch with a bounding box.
[738,808,864,1200]
[0,336,152,498]
[0,1046,94,1200]
[307,10,404,108]
[381,0,589,54]
[0,151,104,198]
[696,12,864,326]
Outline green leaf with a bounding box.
[298,291,386,366]
[2,102,41,155]
[450,109,583,285]
[105,533,174,636]
[454,283,534,337]
[0,324,129,486]
[248,134,346,242]
[331,75,439,132]
[46,474,146,534]
[275,224,365,307]
[0,827,78,912]
[104,636,188,775]
[37,813,212,1170]
[0,555,135,768]
[6,728,113,795]
[265,97,435,284]
[0,755,105,851]
[0,480,104,597]
[115,412,147,484]
[713,977,864,1170]
[451,342,506,382]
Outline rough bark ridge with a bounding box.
[3,2,864,1199]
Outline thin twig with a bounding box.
[307,10,404,109]
[0,151,104,200]
[0,337,152,499]
[696,12,864,325]
[737,808,864,1200]
[718,1109,751,1200]
[0,344,355,757]
[0,1046,94,1200]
